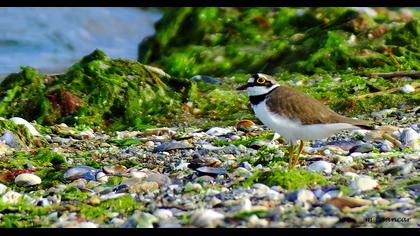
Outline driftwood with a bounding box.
[371,71,420,79]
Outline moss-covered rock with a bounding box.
[0,50,191,131]
[0,118,37,149]
[139,7,420,77]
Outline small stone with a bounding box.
[196,167,226,176]
[129,171,148,180]
[234,167,253,178]
[320,190,342,202]
[0,130,20,149]
[190,209,225,228]
[9,117,40,136]
[325,197,371,209]
[64,166,98,181]
[308,161,332,174]
[152,141,192,153]
[239,198,253,212]
[103,165,127,175]
[122,212,158,228]
[79,130,94,140]
[144,141,155,147]
[349,143,374,154]
[95,172,108,183]
[400,84,415,93]
[335,156,353,164]
[153,209,173,221]
[128,182,160,193]
[0,183,7,195]
[205,127,233,136]
[380,140,394,152]
[15,173,42,187]
[289,189,317,206]
[349,175,378,193]
[318,216,339,228]
[184,182,202,192]
[144,128,176,136]
[2,191,22,204]
[400,128,420,150]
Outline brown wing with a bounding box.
[266,86,373,127]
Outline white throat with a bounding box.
[247,84,279,96]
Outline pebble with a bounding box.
[2,191,22,204]
[384,162,414,176]
[205,127,232,136]
[153,209,174,221]
[0,130,21,149]
[103,165,127,175]
[63,166,98,181]
[335,155,353,164]
[400,128,420,150]
[380,140,394,152]
[95,172,108,183]
[79,129,94,139]
[9,117,41,136]
[318,216,339,228]
[196,167,226,176]
[190,209,225,228]
[400,84,415,93]
[307,161,332,174]
[153,141,193,153]
[350,175,379,193]
[0,183,7,195]
[14,173,42,187]
[349,143,374,154]
[325,197,371,209]
[320,190,342,202]
[184,182,202,192]
[289,189,317,209]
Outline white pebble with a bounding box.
[0,183,7,195]
[153,209,173,221]
[400,84,415,93]
[308,161,332,174]
[14,173,41,187]
[191,209,225,228]
[184,182,202,192]
[350,175,378,193]
[95,172,108,183]
[9,117,40,136]
[2,191,22,204]
[400,128,420,150]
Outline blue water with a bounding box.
[0,7,162,80]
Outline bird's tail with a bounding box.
[341,117,375,130]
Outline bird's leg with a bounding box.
[293,140,304,167]
[288,143,295,169]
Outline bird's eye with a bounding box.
[256,77,266,84]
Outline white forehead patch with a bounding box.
[247,77,255,83]
[257,73,268,80]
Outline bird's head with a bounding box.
[236,73,279,96]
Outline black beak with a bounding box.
[236,84,249,91]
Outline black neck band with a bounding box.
[249,88,276,105]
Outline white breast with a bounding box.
[252,101,359,143]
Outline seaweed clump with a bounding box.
[139,7,420,77]
[0,50,191,130]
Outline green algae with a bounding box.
[140,8,420,77]
[0,49,191,131]
[243,168,327,190]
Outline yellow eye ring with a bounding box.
[256,78,266,84]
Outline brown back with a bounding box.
[266,86,372,127]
